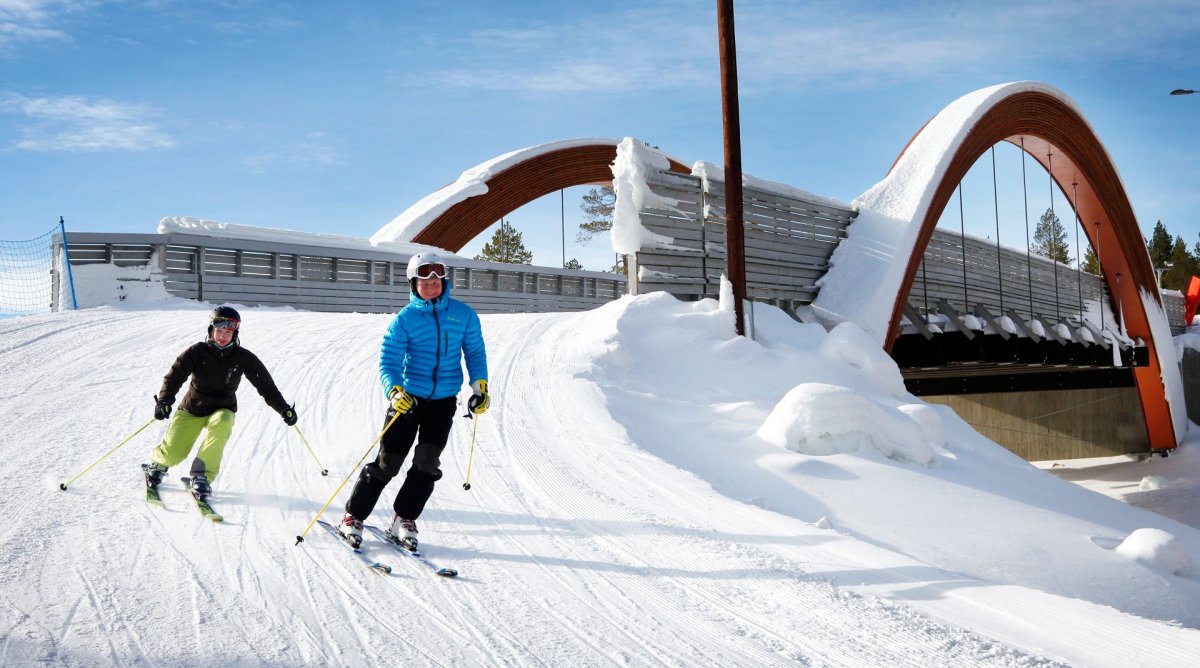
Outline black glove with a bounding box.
[153,395,172,421]
[282,404,298,426]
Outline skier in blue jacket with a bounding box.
[338,251,489,550]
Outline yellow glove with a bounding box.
[388,385,415,414]
[467,379,490,415]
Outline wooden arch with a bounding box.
[409,143,690,250]
[886,91,1176,449]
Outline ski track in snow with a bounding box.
[0,307,1177,665]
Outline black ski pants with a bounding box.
[346,396,457,522]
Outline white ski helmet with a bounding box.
[406,251,448,281]
[406,251,451,296]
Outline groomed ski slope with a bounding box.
[2,298,1200,666]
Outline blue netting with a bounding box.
[0,226,62,316]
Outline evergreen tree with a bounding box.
[1031,208,1072,264]
[577,186,616,244]
[474,219,533,265]
[564,258,583,270]
[1081,246,1099,275]
[1162,236,1197,290]
[1148,220,1172,271]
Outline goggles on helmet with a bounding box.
[212,317,240,331]
[413,262,448,280]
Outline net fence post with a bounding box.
[59,217,78,310]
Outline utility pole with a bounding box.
[717,0,747,336]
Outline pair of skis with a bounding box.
[316,520,458,578]
[142,465,222,522]
[142,466,455,577]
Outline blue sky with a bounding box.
[2,0,1199,271]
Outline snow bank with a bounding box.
[1115,528,1195,577]
[756,382,936,464]
[161,216,443,256]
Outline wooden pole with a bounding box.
[717,0,747,336]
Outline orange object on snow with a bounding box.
[1185,276,1200,326]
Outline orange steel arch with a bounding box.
[885,91,1176,449]
[410,143,690,250]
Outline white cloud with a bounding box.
[401,1,1200,94]
[242,131,345,172]
[0,93,176,151]
[0,0,72,46]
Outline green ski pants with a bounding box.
[150,408,236,481]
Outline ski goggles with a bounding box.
[413,262,448,279]
[212,317,240,331]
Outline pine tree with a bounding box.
[564,258,583,270]
[1081,246,1099,275]
[1031,208,1072,264]
[1162,236,1197,290]
[577,186,615,244]
[474,219,533,265]
[1148,220,1172,271]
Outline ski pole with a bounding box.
[291,425,329,476]
[295,408,404,546]
[59,418,157,491]
[462,413,480,491]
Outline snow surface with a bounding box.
[3,291,1200,666]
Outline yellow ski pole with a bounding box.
[291,425,329,476]
[462,413,480,491]
[295,408,404,546]
[59,417,157,491]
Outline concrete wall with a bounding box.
[922,387,1148,461]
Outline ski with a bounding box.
[316,520,392,574]
[141,464,165,509]
[364,525,458,578]
[179,477,223,522]
[145,485,165,508]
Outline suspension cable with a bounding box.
[921,255,930,314]
[958,183,969,309]
[1048,151,1060,320]
[1095,221,1104,328]
[1020,138,1034,319]
[1073,182,1083,322]
[991,146,1004,313]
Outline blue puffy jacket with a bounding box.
[379,280,487,400]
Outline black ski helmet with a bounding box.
[208,305,241,344]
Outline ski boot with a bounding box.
[143,462,167,488]
[337,513,363,548]
[388,515,419,551]
[189,474,212,499]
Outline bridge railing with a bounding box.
[58,232,625,314]
[624,165,1186,336]
[632,169,855,314]
[911,228,1186,335]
